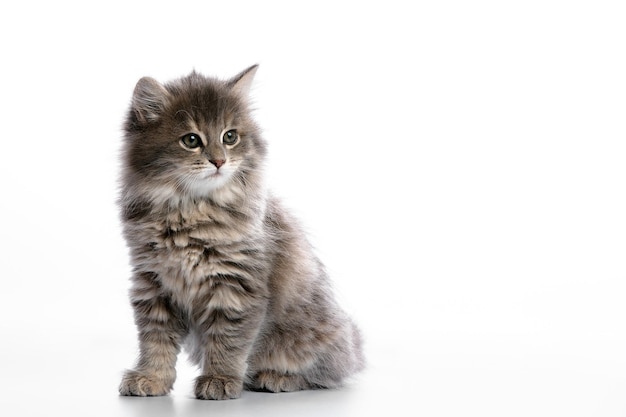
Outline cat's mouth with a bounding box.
[206,170,223,179]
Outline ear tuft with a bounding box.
[132,77,170,124]
[228,65,259,97]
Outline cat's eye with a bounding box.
[222,130,239,145]
[181,133,202,149]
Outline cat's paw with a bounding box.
[249,370,310,393]
[194,375,243,400]
[119,370,173,397]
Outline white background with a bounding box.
[1,1,625,416]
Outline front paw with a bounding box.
[119,370,173,397]
[194,375,242,400]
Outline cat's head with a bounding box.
[122,65,266,204]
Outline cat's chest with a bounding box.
[148,221,239,282]
[145,221,261,306]
[149,236,243,311]
[129,202,266,307]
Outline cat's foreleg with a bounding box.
[193,303,266,400]
[119,274,186,396]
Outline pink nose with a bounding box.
[209,159,226,169]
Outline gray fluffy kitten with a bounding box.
[118,65,364,400]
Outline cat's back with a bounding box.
[259,196,335,311]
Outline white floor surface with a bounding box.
[2,329,626,416]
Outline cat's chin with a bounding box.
[189,173,233,196]
[143,174,235,206]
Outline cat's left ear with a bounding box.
[228,64,259,97]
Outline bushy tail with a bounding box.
[350,320,366,374]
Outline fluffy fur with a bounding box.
[118,65,364,400]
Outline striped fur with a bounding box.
[118,66,364,400]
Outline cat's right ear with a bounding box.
[131,77,170,125]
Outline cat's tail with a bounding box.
[350,319,366,374]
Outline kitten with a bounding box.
[118,65,364,400]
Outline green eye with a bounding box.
[181,133,201,149]
[222,130,238,145]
